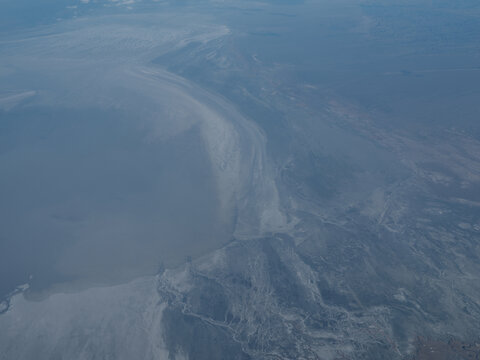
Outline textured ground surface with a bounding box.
[1,0,480,359]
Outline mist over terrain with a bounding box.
[1,0,480,359]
